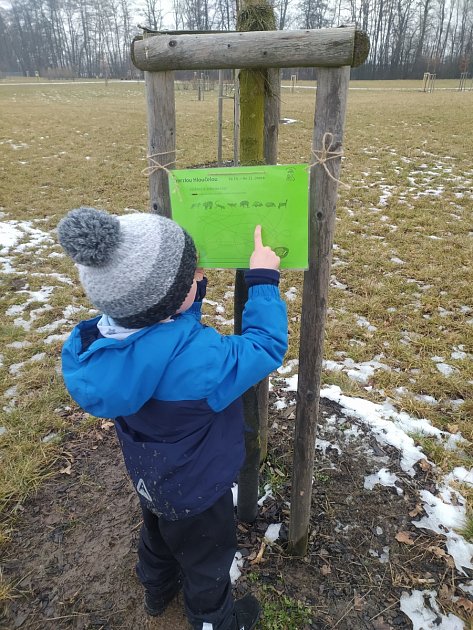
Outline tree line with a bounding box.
[0,0,471,80]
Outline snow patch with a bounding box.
[458,581,473,596]
[445,467,473,486]
[285,287,297,301]
[6,340,32,349]
[356,315,377,332]
[436,363,456,377]
[317,384,456,476]
[324,356,390,385]
[0,222,23,249]
[9,362,25,376]
[364,468,403,495]
[44,332,69,344]
[277,359,298,375]
[214,315,234,326]
[400,590,464,630]
[273,399,288,410]
[413,488,473,574]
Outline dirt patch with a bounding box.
[1,421,188,630]
[1,396,470,629]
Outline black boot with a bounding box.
[228,594,261,630]
[143,579,181,616]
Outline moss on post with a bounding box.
[353,30,370,68]
[238,70,265,164]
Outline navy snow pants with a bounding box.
[136,489,236,629]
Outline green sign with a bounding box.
[169,164,308,269]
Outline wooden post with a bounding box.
[264,68,280,166]
[199,73,205,101]
[217,69,224,166]
[288,66,350,557]
[257,66,280,462]
[422,72,429,92]
[234,59,266,523]
[233,69,240,166]
[239,69,265,163]
[234,270,260,521]
[145,69,175,216]
[235,0,276,523]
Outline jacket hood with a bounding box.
[61,316,191,418]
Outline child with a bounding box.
[58,207,288,630]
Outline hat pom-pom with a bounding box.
[57,207,121,266]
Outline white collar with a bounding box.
[97,314,173,340]
[97,314,143,340]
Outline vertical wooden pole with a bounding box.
[235,55,266,521]
[288,66,350,557]
[217,69,224,166]
[264,68,280,166]
[145,69,175,217]
[234,270,260,522]
[238,69,265,164]
[258,66,280,462]
[233,69,240,166]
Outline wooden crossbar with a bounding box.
[132,27,369,72]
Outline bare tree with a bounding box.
[141,0,164,30]
[298,0,330,29]
[1,0,471,79]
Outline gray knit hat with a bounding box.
[57,207,197,327]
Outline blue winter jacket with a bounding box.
[61,270,287,520]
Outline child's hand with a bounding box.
[250,225,280,270]
[194,267,204,282]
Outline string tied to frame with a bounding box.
[142,150,183,200]
[141,150,178,177]
[310,132,350,189]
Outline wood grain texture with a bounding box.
[259,65,280,462]
[288,66,351,556]
[233,70,240,165]
[132,27,363,71]
[217,69,224,166]
[264,67,280,166]
[145,70,175,216]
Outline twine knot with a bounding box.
[310,132,349,189]
[141,150,178,177]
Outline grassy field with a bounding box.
[0,79,472,607]
[2,75,472,90]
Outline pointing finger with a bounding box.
[254,224,263,249]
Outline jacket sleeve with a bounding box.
[206,281,288,412]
